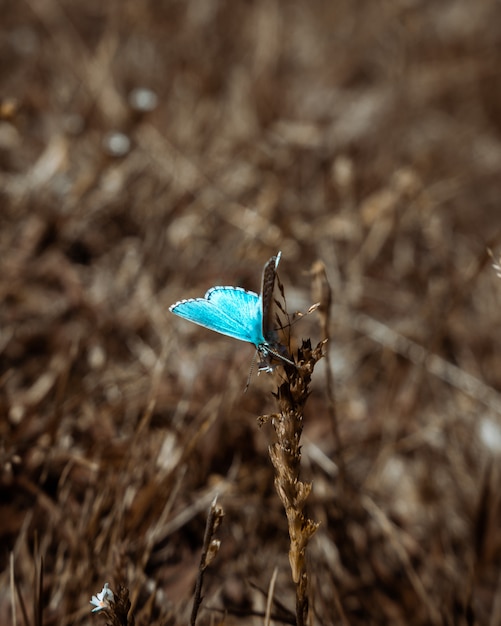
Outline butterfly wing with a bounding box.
[206,286,264,345]
[261,252,281,343]
[170,286,264,346]
[256,251,296,368]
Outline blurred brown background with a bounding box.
[2,1,501,624]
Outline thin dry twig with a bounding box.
[190,495,224,626]
[34,555,43,626]
[339,304,501,415]
[264,567,279,626]
[310,259,346,488]
[10,553,17,626]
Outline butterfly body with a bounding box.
[169,252,292,367]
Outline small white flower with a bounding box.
[90,583,114,613]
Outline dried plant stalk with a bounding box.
[268,339,324,626]
[190,496,224,626]
[310,259,345,488]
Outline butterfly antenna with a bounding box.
[267,345,296,368]
[245,352,257,392]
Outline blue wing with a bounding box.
[169,286,265,346]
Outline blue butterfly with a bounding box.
[169,252,294,368]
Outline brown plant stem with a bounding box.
[268,340,324,626]
[311,259,346,490]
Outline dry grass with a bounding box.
[2,0,501,624]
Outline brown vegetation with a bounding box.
[2,1,501,624]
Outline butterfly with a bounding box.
[169,252,294,368]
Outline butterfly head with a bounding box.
[257,342,296,372]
